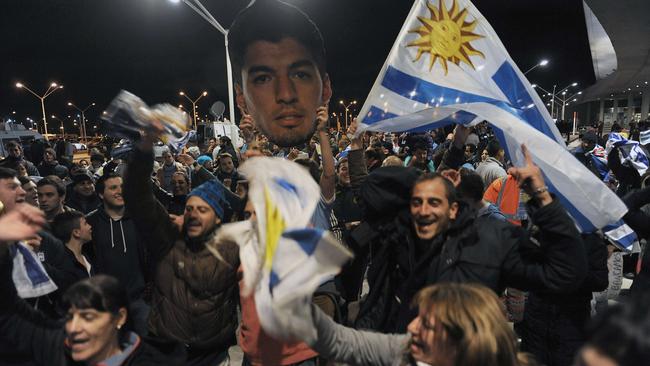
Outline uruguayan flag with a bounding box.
[639,130,650,146]
[222,157,352,339]
[603,220,639,252]
[11,243,57,299]
[606,133,650,177]
[587,145,610,181]
[356,0,628,234]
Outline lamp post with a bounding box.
[68,102,95,142]
[339,99,357,129]
[523,59,549,75]
[532,82,577,119]
[15,82,64,138]
[50,115,65,137]
[168,0,256,126]
[559,91,582,130]
[179,91,207,130]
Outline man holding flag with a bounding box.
[354,0,628,241]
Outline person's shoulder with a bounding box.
[132,337,186,366]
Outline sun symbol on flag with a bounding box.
[407,0,485,75]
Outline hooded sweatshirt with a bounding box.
[85,206,146,300]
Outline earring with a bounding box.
[117,325,122,330]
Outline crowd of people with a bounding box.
[2,1,650,366]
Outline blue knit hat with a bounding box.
[187,180,228,218]
[196,155,212,166]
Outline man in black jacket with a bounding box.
[0,141,40,176]
[85,172,149,335]
[355,145,587,333]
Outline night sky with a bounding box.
[0,0,594,130]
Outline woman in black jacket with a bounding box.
[0,243,183,366]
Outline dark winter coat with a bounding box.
[65,191,102,215]
[518,233,608,366]
[37,160,68,178]
[355,198,587,333]
[0,156,40,176]
[125,147,240,353]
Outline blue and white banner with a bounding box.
[606,133,650,177]
[356,0,628,235]
[11,242,57,299]
[220,157,352,340]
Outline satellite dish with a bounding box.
[210,101,226,119]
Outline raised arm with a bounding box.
[308,304,407,366]
[502,144,587,292]
[317,106,336,201]
[124,127,178,261]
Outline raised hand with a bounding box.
[507,144,552,206]
[452,124,471,148]
[316,105,329,132]
[238,105,256,144]
[347,118,362,150]
[440,169,461,187]
[0,204,46,242]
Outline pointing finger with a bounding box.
[521,144,533,166]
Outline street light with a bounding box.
[524,59,549,75]
[532,82,577,119]
[50,115,66,137]
[168,0,256,127]
[179,91,207,130]
[15,81,64,138]
[339,99,357,129]
[68,102,95,142]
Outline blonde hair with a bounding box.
[411,283,537,366]
[382,155,403,167]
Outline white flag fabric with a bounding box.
[356,0,628,233]
[219,157,352,340]
[11,242,57,299]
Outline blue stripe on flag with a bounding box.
[491,62,556,142]
[378,66,556,140]
[406,111,478,132]
[381,66,495,107]
[364,106,398,125]
[282,228,323,256]
[274,178,298,194]
[269,270,280,293]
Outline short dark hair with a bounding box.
[5,140,21,150]
[95,172,121,196]
[365,148,385,162]
[44,147,56,159]
[0,167,17,180]
[61,275,132,342]
[228,0,327,84]
[456,168,484,203]
[486,140,502,158]
[37,176,66,197]
[585,292,650,365]
[52,211,84,243]
[413,172,458,204]
[18,175,33,186]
